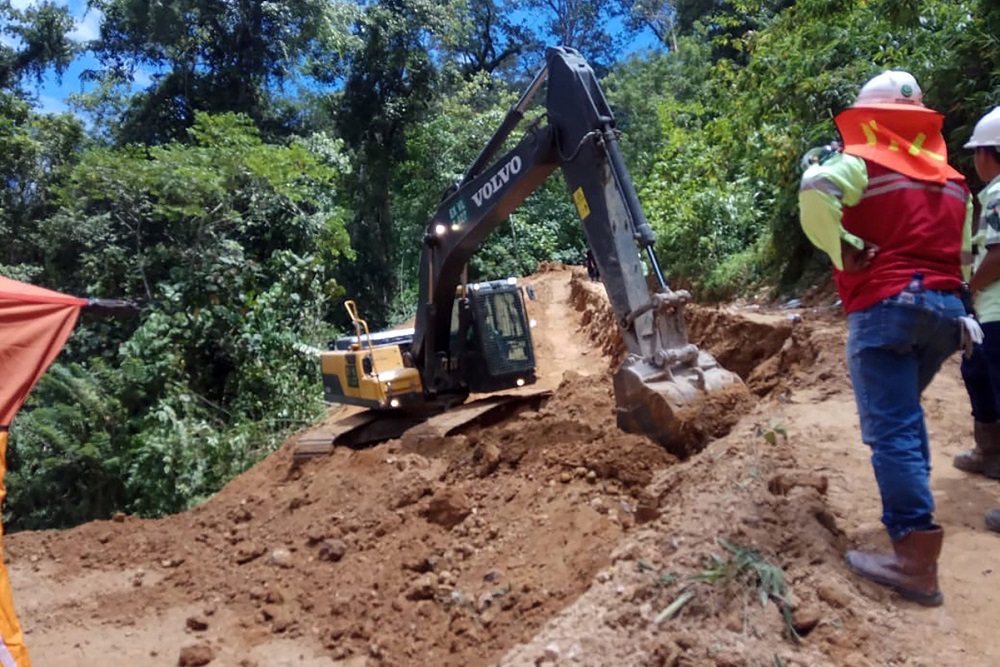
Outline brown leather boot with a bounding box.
[954,421,1000,478]
[845,527,943,607]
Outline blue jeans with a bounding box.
[960,321,1000,422]
[847,286,964,542]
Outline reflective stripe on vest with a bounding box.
[860,177,968,203]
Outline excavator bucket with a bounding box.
[603,286,745,457]
[613,352,743,457]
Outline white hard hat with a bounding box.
[965,107,1000,149]
[853,70,927,110]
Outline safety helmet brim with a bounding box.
[850,102,937,113]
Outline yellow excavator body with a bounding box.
[320,345,423,409]
[320,300,425,410]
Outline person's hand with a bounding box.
[841,239,879,273]
[959,315,984,359]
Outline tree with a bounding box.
[0,0,76,91]
[332,0,442,327]
[0,2,84,279]
[523,0,633,70]
[88,0,361,144]
[619,0,679,51]
[438,0,537,78]
[4,112,352,524]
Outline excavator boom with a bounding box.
[410,46,741,448]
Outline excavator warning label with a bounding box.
[572,187,590,220]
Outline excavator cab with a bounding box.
[457,279,536,394]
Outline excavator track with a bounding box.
[292,390,551,463]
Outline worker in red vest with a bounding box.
[798,70,977,606]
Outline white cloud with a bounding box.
[35,95,69,114]
[69,7,102,42]
[9,0,70,9]
[133,68,154,86]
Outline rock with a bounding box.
[264,589,284,604]
[185,616,209,632]
[261,606,292,633]
[816,581,853,609]
[792,605,822,635]
[586,470,597,483]
[423,488,472,529]
[544,643,561,662]
[558,471,572,484]
[268,548,293,569]
[234,544,266,565]
[476,591,494,613]
[319,539,347,563]
[405,574,437,601]
[178,644,215,666]
[634,496,661,524]
[473,442,502,478]
[112,512,126,523]
[767,472,829,497]
[231,507,253,523]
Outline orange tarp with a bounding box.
[0,276,87,667]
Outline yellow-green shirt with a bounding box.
[798,152,973,275]
[973,174,1000,323]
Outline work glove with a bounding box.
[959,315,984,359]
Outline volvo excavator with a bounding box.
[292,46,741,461]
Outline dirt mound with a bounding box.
[495,416,906,667]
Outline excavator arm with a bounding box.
[409,46,741,447]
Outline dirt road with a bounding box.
[6,265,999,666]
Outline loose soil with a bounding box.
[7,265,1000,666]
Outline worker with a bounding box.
[798,70,977,606]
[959,107,1000,532]
[585,249,600,282]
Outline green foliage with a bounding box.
[5,112,348,527]
[0,0,77,90]
[332,0,444,327]
[641,0,974,295]
[0,91,85,273]
[6,363,128,530]
[88,0,362,143]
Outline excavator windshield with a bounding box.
[465,281,535,391]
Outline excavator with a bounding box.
[292,46,741,461]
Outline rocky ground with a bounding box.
[7,265,999,666]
